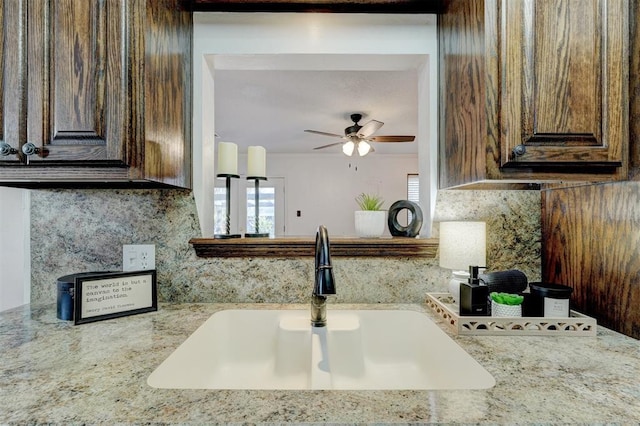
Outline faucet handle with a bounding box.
[315,265,335,296]
[314,226,335,295]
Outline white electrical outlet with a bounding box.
[123,244,156,271]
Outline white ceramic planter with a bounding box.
[491,300,522,317]
[354,210,386,238]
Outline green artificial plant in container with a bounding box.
[354,193,386,238]
[490,292,524,317]
[355,193,385,211]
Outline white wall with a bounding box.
[193,13,438,237]
[267,153,417,236]
[0,187,30,311]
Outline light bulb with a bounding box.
[357,141,371,156]
[342,141,355,156]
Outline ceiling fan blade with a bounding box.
[368,135,416,143]
[304,130,344,138]
[357,120,384,138]
[313,142,344,150]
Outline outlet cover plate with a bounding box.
[123,244,156,271]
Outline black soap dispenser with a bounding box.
[460,266,489,316]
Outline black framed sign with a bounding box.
[74,270,157,325]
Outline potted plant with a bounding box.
[354,193,386,238]
[490,292,524,317]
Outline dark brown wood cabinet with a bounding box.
[0,0,192,188]
[439,0,630,189]
[541,182,640,340]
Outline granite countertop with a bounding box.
[1,302,640,424]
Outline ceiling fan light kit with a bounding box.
[357,141,372,156]
[305,113,415,157]
[342,141,355,156]
[341,140,372,157]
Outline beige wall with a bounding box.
[263,153,418,236]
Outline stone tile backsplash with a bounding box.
[30,189,540,304]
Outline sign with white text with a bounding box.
[74,270,157,325]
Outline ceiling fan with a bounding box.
[304,113,416,157]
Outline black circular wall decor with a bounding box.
[387,200,423,237]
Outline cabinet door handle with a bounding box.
[0,141,18,157]
[512,144,526,157]
[21,142,41,156]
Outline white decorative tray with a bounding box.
[425,293,597,336]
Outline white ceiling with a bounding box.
[214,68,420,155]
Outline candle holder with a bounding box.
[214,173,242,239]
[245,176,269,238]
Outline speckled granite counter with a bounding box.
[1,302,639,424]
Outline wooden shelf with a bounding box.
[189,237,438,258]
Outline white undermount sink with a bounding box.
[147,309,495,390]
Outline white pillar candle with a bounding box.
[247,145,266,178]
[217,142,238,175]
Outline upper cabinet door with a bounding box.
[0,0,26,165]
[0,0,191,187]
[25,0,129,165]
[497,0,628,168]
